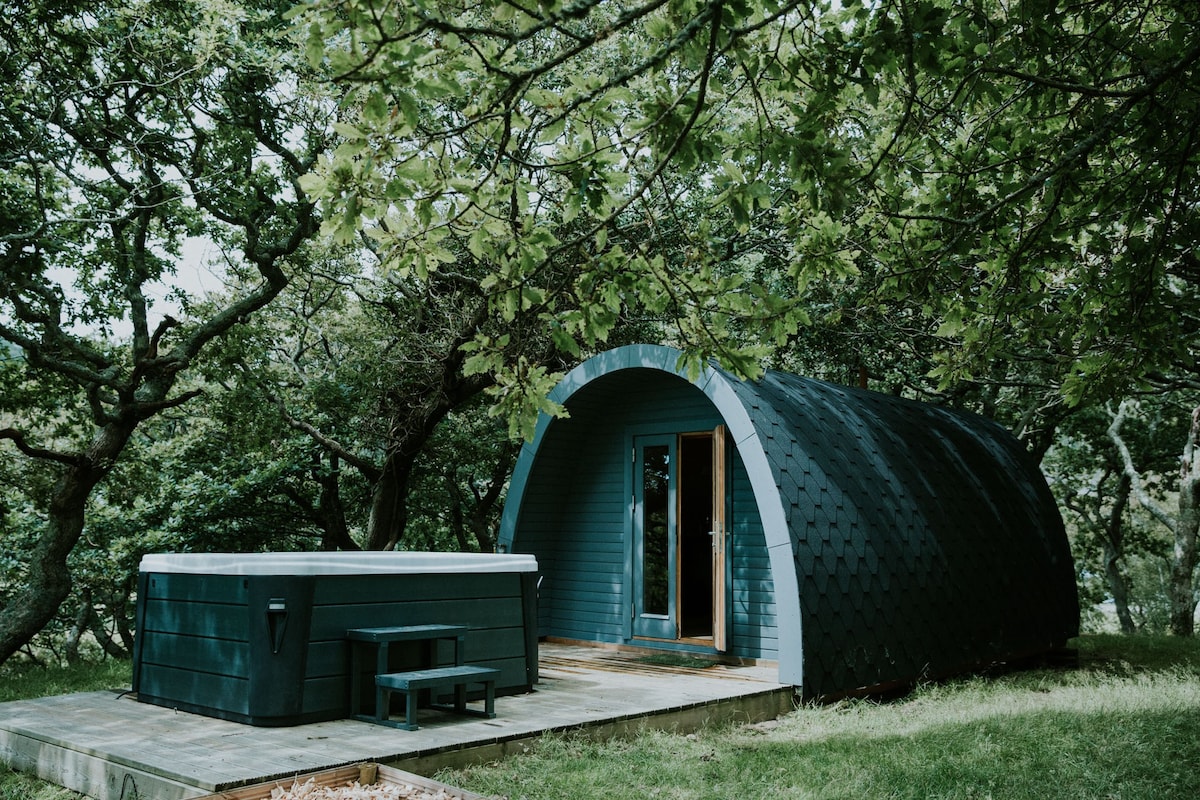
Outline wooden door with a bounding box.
[711,424,728,652]
[633,427,728,649]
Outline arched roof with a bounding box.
[499,345,805,681]
[500,345,1079,697]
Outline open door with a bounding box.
[632,427,728,649]
[711,424,728,652]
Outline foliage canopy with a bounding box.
[2,0,1199,660]
[295,0,1200,420]
[0,0,327,662]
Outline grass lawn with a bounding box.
[438,635,1200,800]
[3,636,1198,799]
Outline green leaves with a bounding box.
[291,0,1200,440]
[462,337,567,441]
[292,0,836,432]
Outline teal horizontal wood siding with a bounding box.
[730,452,777,660]
[507,366,781,659]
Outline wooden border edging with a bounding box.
[390,685,797,775]
[191,763,487,800]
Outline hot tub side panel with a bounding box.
[135,572,319,725]
[136,572,242,722]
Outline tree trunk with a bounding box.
[314,453,359,551]
[1108,400,1198,636]
[444,471,471,552]
[112,588,136,656]
[64,589,92,666]
[1170,406,1200,636]
[363,375,494,551]
[0,424,130,664]
[89,610,132,660]
[366,453,410,551]
[468,439,519,553]
[1103,473,1137,634]
[0,496,86,663]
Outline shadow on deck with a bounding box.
[0,643,795,800]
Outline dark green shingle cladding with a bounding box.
[499,345,1079,700]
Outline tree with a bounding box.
[293,0,816,419]
[0,0,326,663]
[133,392,368,554]
[1107,397,1200,635]
[1048,404,1183,633]
[850,1,1200,407]
[407,400,519,553]
[293,0,1198,430]
[226,245,647,550]
[215,258,501,550]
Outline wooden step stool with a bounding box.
[373,665,501,730]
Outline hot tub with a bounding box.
[132,552,539,726]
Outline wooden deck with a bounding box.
[0,643,794,800]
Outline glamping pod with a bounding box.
[498,345,1078,699]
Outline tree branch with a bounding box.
[1106,399,1177,532]
[265,392,383,482]
[131,388,204,420]
[0,428,85,467]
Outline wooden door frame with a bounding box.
[625,422,730,651]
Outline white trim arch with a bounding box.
[498,344,804,686]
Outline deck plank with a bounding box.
[0,644,793,800]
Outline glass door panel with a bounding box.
[633,435,677,640]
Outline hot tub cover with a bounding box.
[139,551,539,575]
